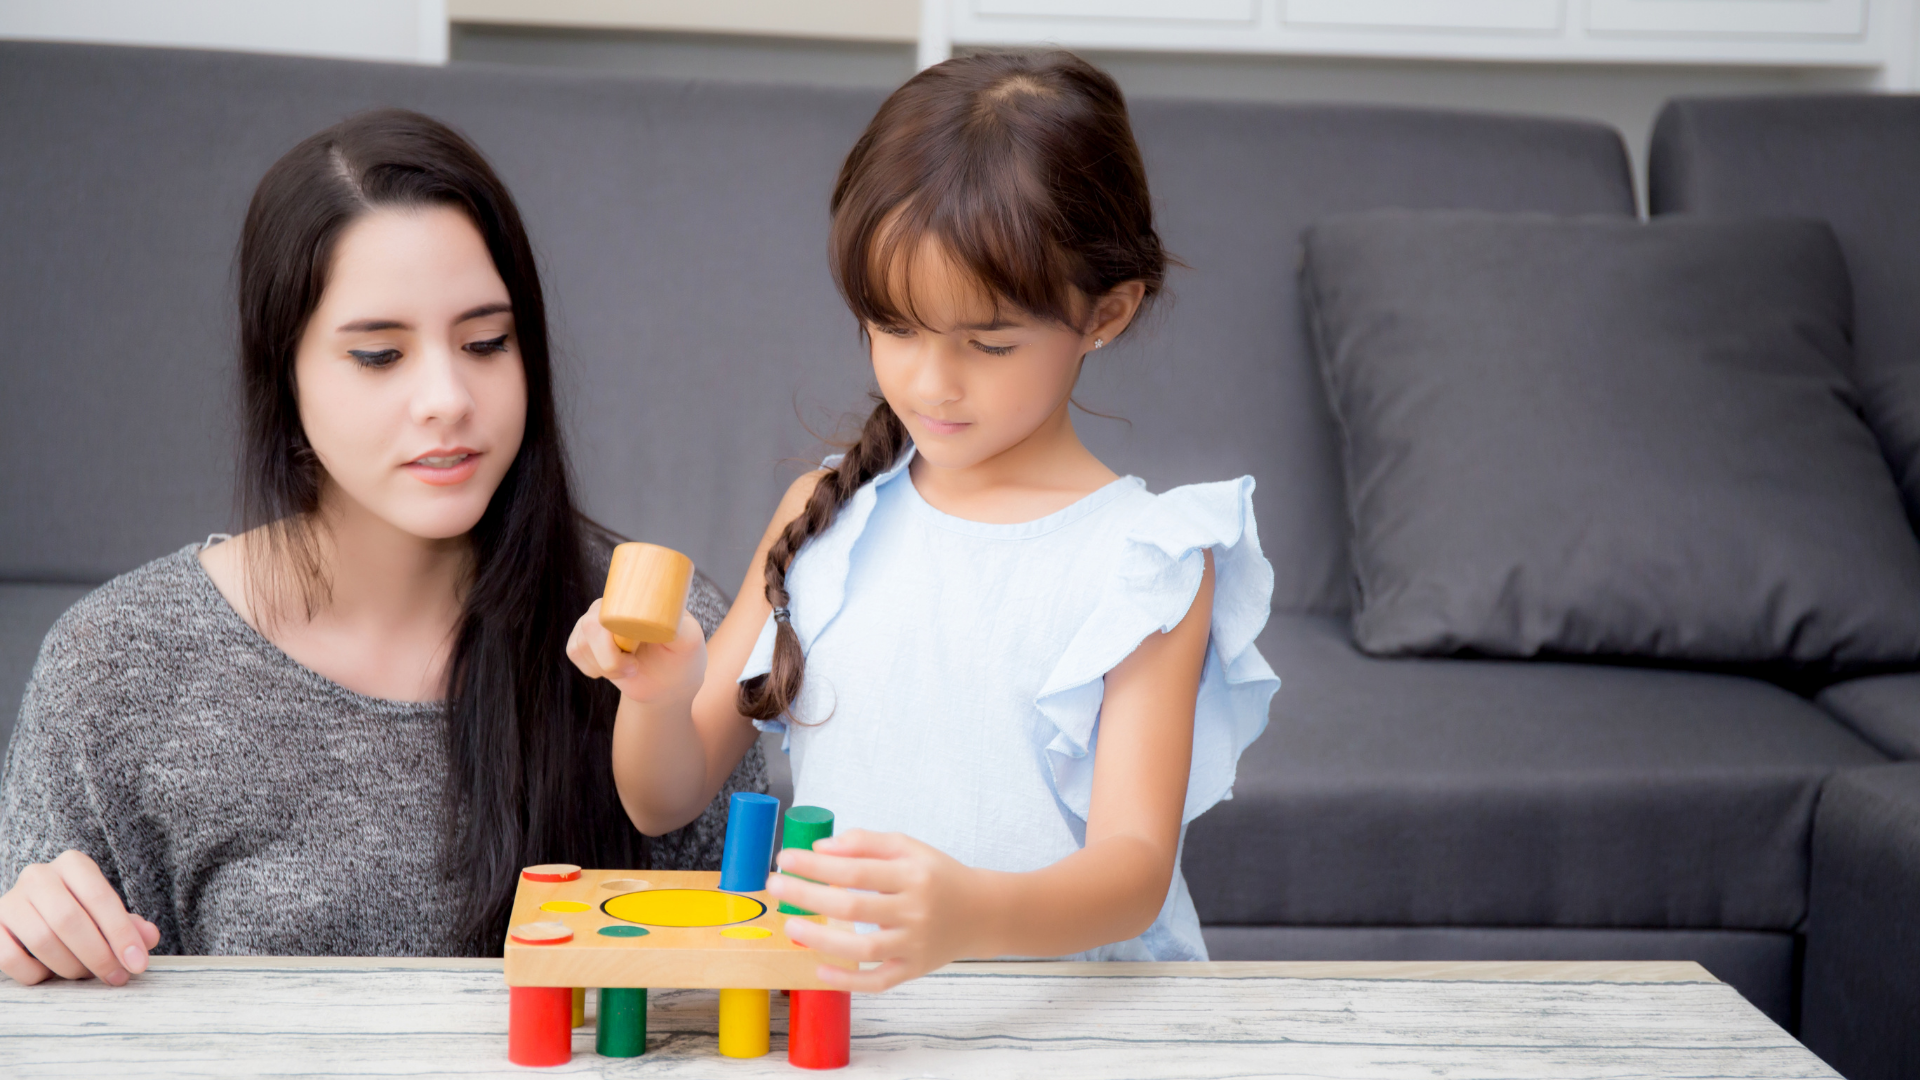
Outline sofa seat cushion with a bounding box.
[1183,613,1886,931]
[1818,675,1920,760]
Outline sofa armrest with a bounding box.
[1802,764,1920,1079]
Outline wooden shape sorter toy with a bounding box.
[504,798,853,1069]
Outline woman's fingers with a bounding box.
[0,923,52,985]
[134,914,161,950]
[18,859,129,984]
[52,853,149,977]
[0,888,88,981]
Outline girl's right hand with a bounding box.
[0,850,160,986]
[566,598,708,707]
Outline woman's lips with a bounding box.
[915,414,970,436]
[403,451,482,486]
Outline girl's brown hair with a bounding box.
[737,51,1168,723]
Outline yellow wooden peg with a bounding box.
[718,988,770,1058]
[600,542,694,651]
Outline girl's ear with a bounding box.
[1086,281,1148,352]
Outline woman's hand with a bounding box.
[766,830,999,992]
[0,851,160,986]
[566,598,707,707]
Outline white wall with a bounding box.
[0,0,448,63]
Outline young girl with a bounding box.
[569,52,1277,988]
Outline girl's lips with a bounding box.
[915,414,970,436]
[404,452,482,486]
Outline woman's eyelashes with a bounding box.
[466,333,511,357]
[346,334,509,369]
[348,347,401,369]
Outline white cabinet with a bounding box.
[934,0,1909,74]
[975,0,1256,20]
[1587,0,1867,38]
[1284,0,1562,34]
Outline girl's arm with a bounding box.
[567,471,825,835]
[768,553,1214,989]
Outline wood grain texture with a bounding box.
[0,959,1837,1078]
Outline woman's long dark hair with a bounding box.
[237,108,639,952]
[738,52,1169,724]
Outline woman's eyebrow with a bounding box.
[457,302,512,323]
[337,317,407,333]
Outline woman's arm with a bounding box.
[568,470,824,835]
[768,552,1214,989]
[0,624,163,986]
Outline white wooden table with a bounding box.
[0,957,1839,1078]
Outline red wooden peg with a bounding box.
[508,985,574,1067]
[787,989,850,1069]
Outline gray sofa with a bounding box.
[2,41,1915,1067]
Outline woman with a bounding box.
[0,109,760,985]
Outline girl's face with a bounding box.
[293,206,527,541]
[867,237,1132,472]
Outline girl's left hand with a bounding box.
[766,830,995,992]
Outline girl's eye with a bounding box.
[348,348,401,369]
[466,334,510,356]
[972,341,1015,357]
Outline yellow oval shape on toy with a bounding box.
[540,900,591,913]
[721,926,773,940]
[602,888,767,928]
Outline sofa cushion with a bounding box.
[1801,763,1920,1080]
[1301,210,1920,666]
[1651,95,1920,526]
[1818,675,1920,760]
[0,41,1638,610]
[1183,613,1886,931]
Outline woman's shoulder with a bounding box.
[42,544,235,663]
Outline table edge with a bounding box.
[143,956,1717,984]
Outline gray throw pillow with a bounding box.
[1304,210,1920,665]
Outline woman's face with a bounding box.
[293,205,527,541]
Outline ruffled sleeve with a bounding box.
[741,452,915,746]
[1033,476,1279,823]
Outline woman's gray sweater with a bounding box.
[0,543,762,957]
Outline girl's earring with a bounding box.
[1093,338,1105,350]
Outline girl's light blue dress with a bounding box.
[742,448,1279,960]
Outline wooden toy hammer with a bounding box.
[600,542,694,651]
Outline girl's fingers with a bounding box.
[775,848,913,895]
[814,957,916,993]
[781,918,898,965]
[765,875,899,926]
[53,855,149,976]
[811,829,910,860]
[0,892,87,981]
[0,923,52,985]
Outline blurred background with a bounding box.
[2,0,1913,192]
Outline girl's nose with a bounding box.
[911,340,964,406]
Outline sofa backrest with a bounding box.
[1649,95,1920,522]
[0,42,1635,623]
